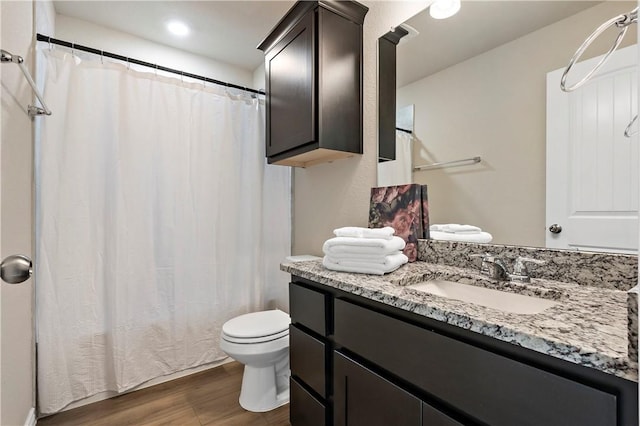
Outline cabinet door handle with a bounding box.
[344,376,349,426]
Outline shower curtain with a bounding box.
[35,49,291,414]
[377,130,414,187]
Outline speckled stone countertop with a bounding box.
[281,258,639,382]
[418,240,638,291]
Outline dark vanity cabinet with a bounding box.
[257,1,368,167]
[289,276,638,426]
[289,282,330,425]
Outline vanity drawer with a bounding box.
[334,298,617,426]
[290,281,329,336]
[290,324,326,398]
[290,377,326,426]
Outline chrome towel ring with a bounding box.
[560,7,637,93]
[624,114,638,138]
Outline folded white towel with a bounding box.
[323,236,406,256]
[333,226,395,240]
[325,251,406,265]
[322,253,408,275]
[429,224,482,234]
[430,230,493,243]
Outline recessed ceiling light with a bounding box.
[166,20,190,37]
[430,0,461,20]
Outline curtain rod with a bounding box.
[36,34,265,96]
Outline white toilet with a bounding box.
[220,309,291,412]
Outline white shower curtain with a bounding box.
[35,50,291,414]
[377,130,414,187]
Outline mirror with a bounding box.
[378,1,638,251]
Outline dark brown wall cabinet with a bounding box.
[258,1,368,167]
[378,27,408,162]
[288,277,638,426]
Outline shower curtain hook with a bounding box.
[71,43,75,58]
[180,71,184,83]
[100,50,104,65]
[48,37,52,52]
[155,64,158,77]
[126,57,130,70]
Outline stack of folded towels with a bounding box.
[429,224,493,243]
[322,226,408,275]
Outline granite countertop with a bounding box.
[281,259,638,382]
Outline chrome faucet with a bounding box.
[470,254,545,282]
[510,257,546,283]
[470,253,509,281]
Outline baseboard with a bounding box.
[24,407,36,426]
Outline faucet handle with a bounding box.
[513,257,545,274]
[511,257,545,282]
[469,253,509,280]
[470,252,495,261]
[469,252,492,272]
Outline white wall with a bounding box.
[55,14,254,89]
[400,1,636,247]
[253,64,265,93]
[292,1,428,256]
[1,1,36,424]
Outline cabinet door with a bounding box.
[265,9,315,158]
[334,351,421,426]
[334,298,618,426]
[291,378,325,426]
[422,402,463,426]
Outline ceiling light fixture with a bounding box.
[429,0,461,20]
[166,20,190,37]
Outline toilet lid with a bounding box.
[222,309,290,339]
[222,329,289,344]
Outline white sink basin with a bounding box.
[407,279,558,315]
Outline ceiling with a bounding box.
[53,1,296,71]
[53,1,609,82]
[397,1,602,87]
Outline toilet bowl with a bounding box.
[220,309,291,412]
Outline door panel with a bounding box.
[1,1,36,424]
[547,45,638,253]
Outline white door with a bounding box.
[547,45,638,253]
[1,2,37,425]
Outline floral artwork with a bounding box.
[421,184,430,239]
[369,184,425,262]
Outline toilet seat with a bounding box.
[222,309,290,344]
[222,329,289,344]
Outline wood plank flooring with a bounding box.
[38,362,290,426]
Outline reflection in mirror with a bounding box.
[378,1,639,252]
[379,105,414,186]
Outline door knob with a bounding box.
[0,254,32,284]
[548,224,562,234]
